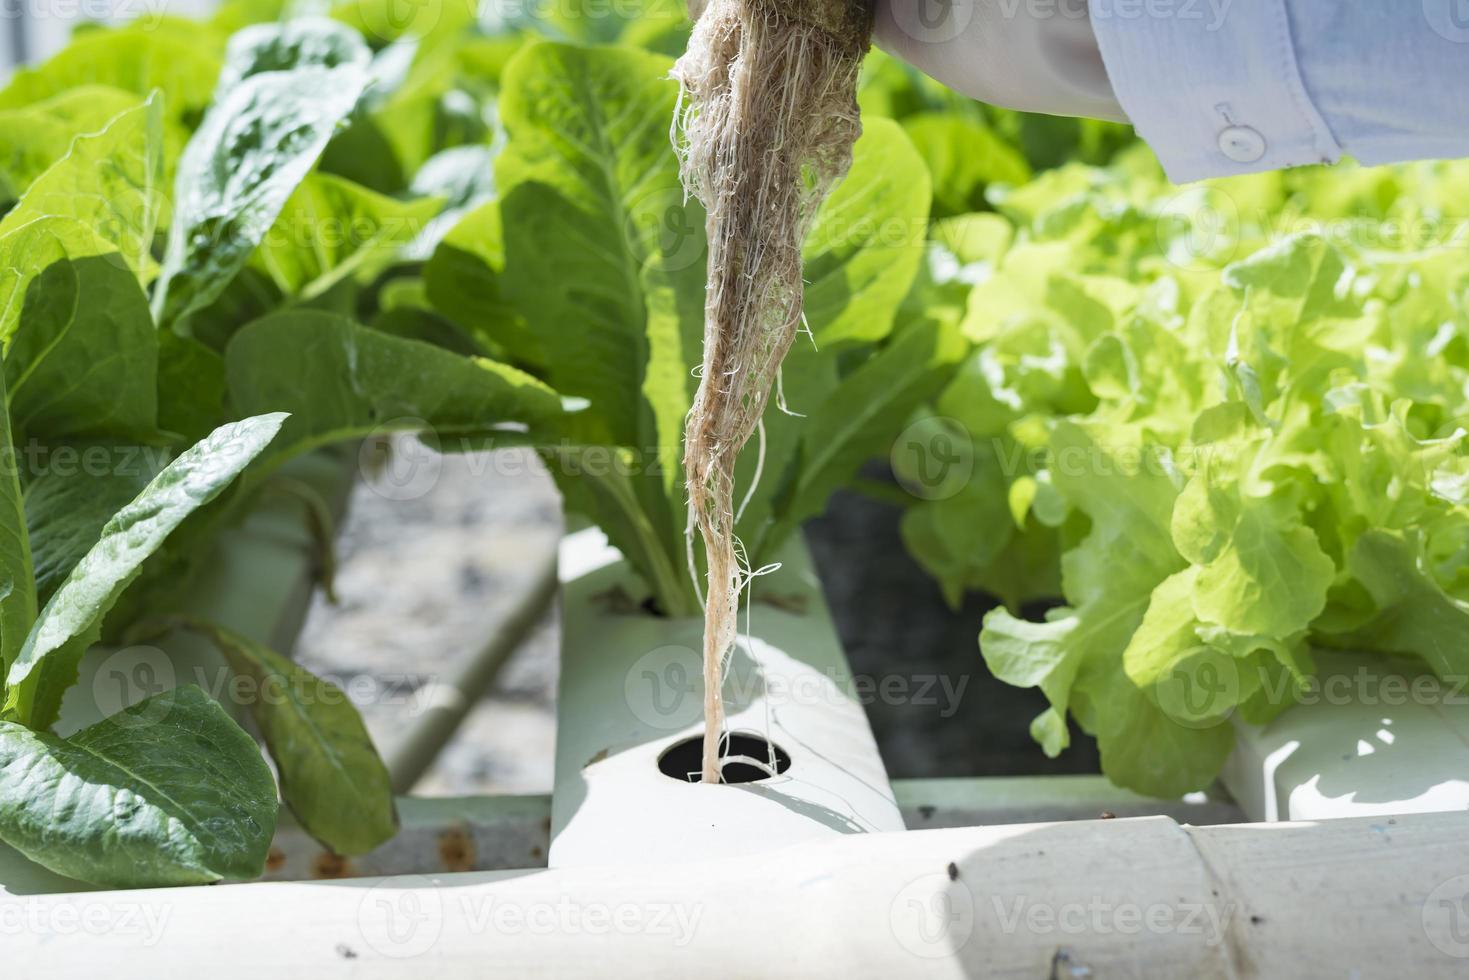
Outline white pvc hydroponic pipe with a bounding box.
[550,528,904,866]
[10,812,1466,978]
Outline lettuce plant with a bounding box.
[0,11,563,885]
[422,38,961,615]
[902,157,1469,796]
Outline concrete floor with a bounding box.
[293,442,563,795]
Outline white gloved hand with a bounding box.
[872,0,1127,122]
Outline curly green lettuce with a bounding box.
[906,156,1469,796]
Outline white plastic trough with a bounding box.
[550,527,904,866]
[1222,651,1469,822]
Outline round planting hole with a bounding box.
[658,732,792,784]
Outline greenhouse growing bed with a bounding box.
[0,0,1466,976]
[3,511,1465,976]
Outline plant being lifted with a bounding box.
[672,0,873,782]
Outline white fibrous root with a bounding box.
[672,0,871,783]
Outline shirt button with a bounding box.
[1218,126,1267,163]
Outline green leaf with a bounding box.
[757,318,965,552]
[175,619,397,856]
[516,0,648,42]
[250,172,443,299]
[403,144,498,260]
[0,365,35,677]
[984,577,1238,798]
[23,446,166,607]
[631,259,705,584]
[0,96,165,345]
[1122,568,1210,691]
[495,41,704,446]
[1169,463,1238,566]
[932,212,1013,265]
[152,23,371,328]
[423,200,522,355]
[176,266,284,353]
[0,685,276,887]
[371,300,487,357]
[3,414,287,729]
[1322,530,1469,679]
[225,311,561,475]
[0,30,221,122]
[1119,570,1283,734]
[546,445,700,616]
[493,42,705,610]
[1191,500,1335,639]
[214,15,371,95]
[620,7,692,55]
[1221,233,1356,328]
[0,86,146,204]
[900,450,1050,610]
[1080,661,1236,799]
[1050,422,1181,578]
[980,614,1081,728]
[6,256,159,444]
[900,113,1030,218]
[976,422,1237,796]
[331,0,480,48]
[802,118,932,347]
[157,330,229,443]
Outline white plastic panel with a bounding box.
[1222,652,1469,821]
[550,527,904,867]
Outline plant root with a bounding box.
[672,0,871,783]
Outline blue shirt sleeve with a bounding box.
[1088,0,1469,183]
